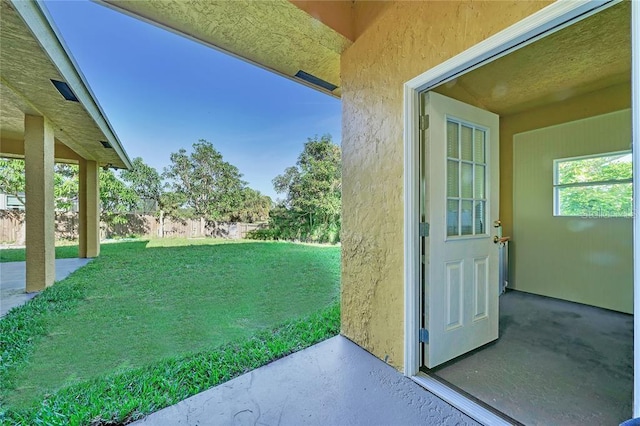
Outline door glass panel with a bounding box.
[447,160,459,197]
[461,125,473,161]
[461,163,473,198]
[474,165,485,199]
[474,129,485,162]
[461,200,473,235]
[444,118,488,239]
[447,199,459,236]
[447,121,459,158]
[474,201,485,234]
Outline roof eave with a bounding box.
[10,0,132,169]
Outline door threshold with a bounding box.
[412,372,519,426]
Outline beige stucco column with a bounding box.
[24,114,55,292]
[78,159,100,258]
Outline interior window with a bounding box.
[553,151,632,218]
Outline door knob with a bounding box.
[494,235,510,244]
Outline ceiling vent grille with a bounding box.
[294,70,337,92]
[51,80,79,102]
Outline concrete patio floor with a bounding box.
[133,335,479,426]
[0,258,92,318]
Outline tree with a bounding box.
[557,154,633,217]
[120,157,163,213]
[0,160,81,243]
[163,140,247,222]
[0,159,27,245]
[0,159,142,216]
[232,188,271,222]
[0,158,26,205]
[99,168,139,225]
[271,134,341,243]
[54,164,79,211]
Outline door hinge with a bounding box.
[419,328,429,343]
[419,222,430,237]
[419,114,429,131]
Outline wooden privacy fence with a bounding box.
[0,211,265,244]
[0,211,24,244]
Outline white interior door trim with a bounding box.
[632,0,640,417]
[402,0,635,421]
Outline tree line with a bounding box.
[268,134,341,243]
[0,135,341,243]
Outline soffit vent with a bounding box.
[100,141,112,149]
[51,79,79,102]
[294,70,337,92]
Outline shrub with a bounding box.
[245,228,278,241]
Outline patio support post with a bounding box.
[78,158,100,258]
[24,114,55,292]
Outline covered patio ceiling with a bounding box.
[100,0,354,98]
[0,0,130,169]
[100,0,630,116]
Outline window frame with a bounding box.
[553,150,632,218]
[445,116,490,240]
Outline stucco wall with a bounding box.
[340,1,551,370]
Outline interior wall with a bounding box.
[512,109,632,313]
[340,0,551,370]
[501,82,631,236]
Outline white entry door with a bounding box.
[420,91,500,368]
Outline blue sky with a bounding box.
[44,0,341,200]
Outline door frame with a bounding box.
[402,0,638,421]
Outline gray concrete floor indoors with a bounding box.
[432,290,633,426]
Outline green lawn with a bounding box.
[0,244,79,262]
[0,239,340,423]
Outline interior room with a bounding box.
[423,2,632,424]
